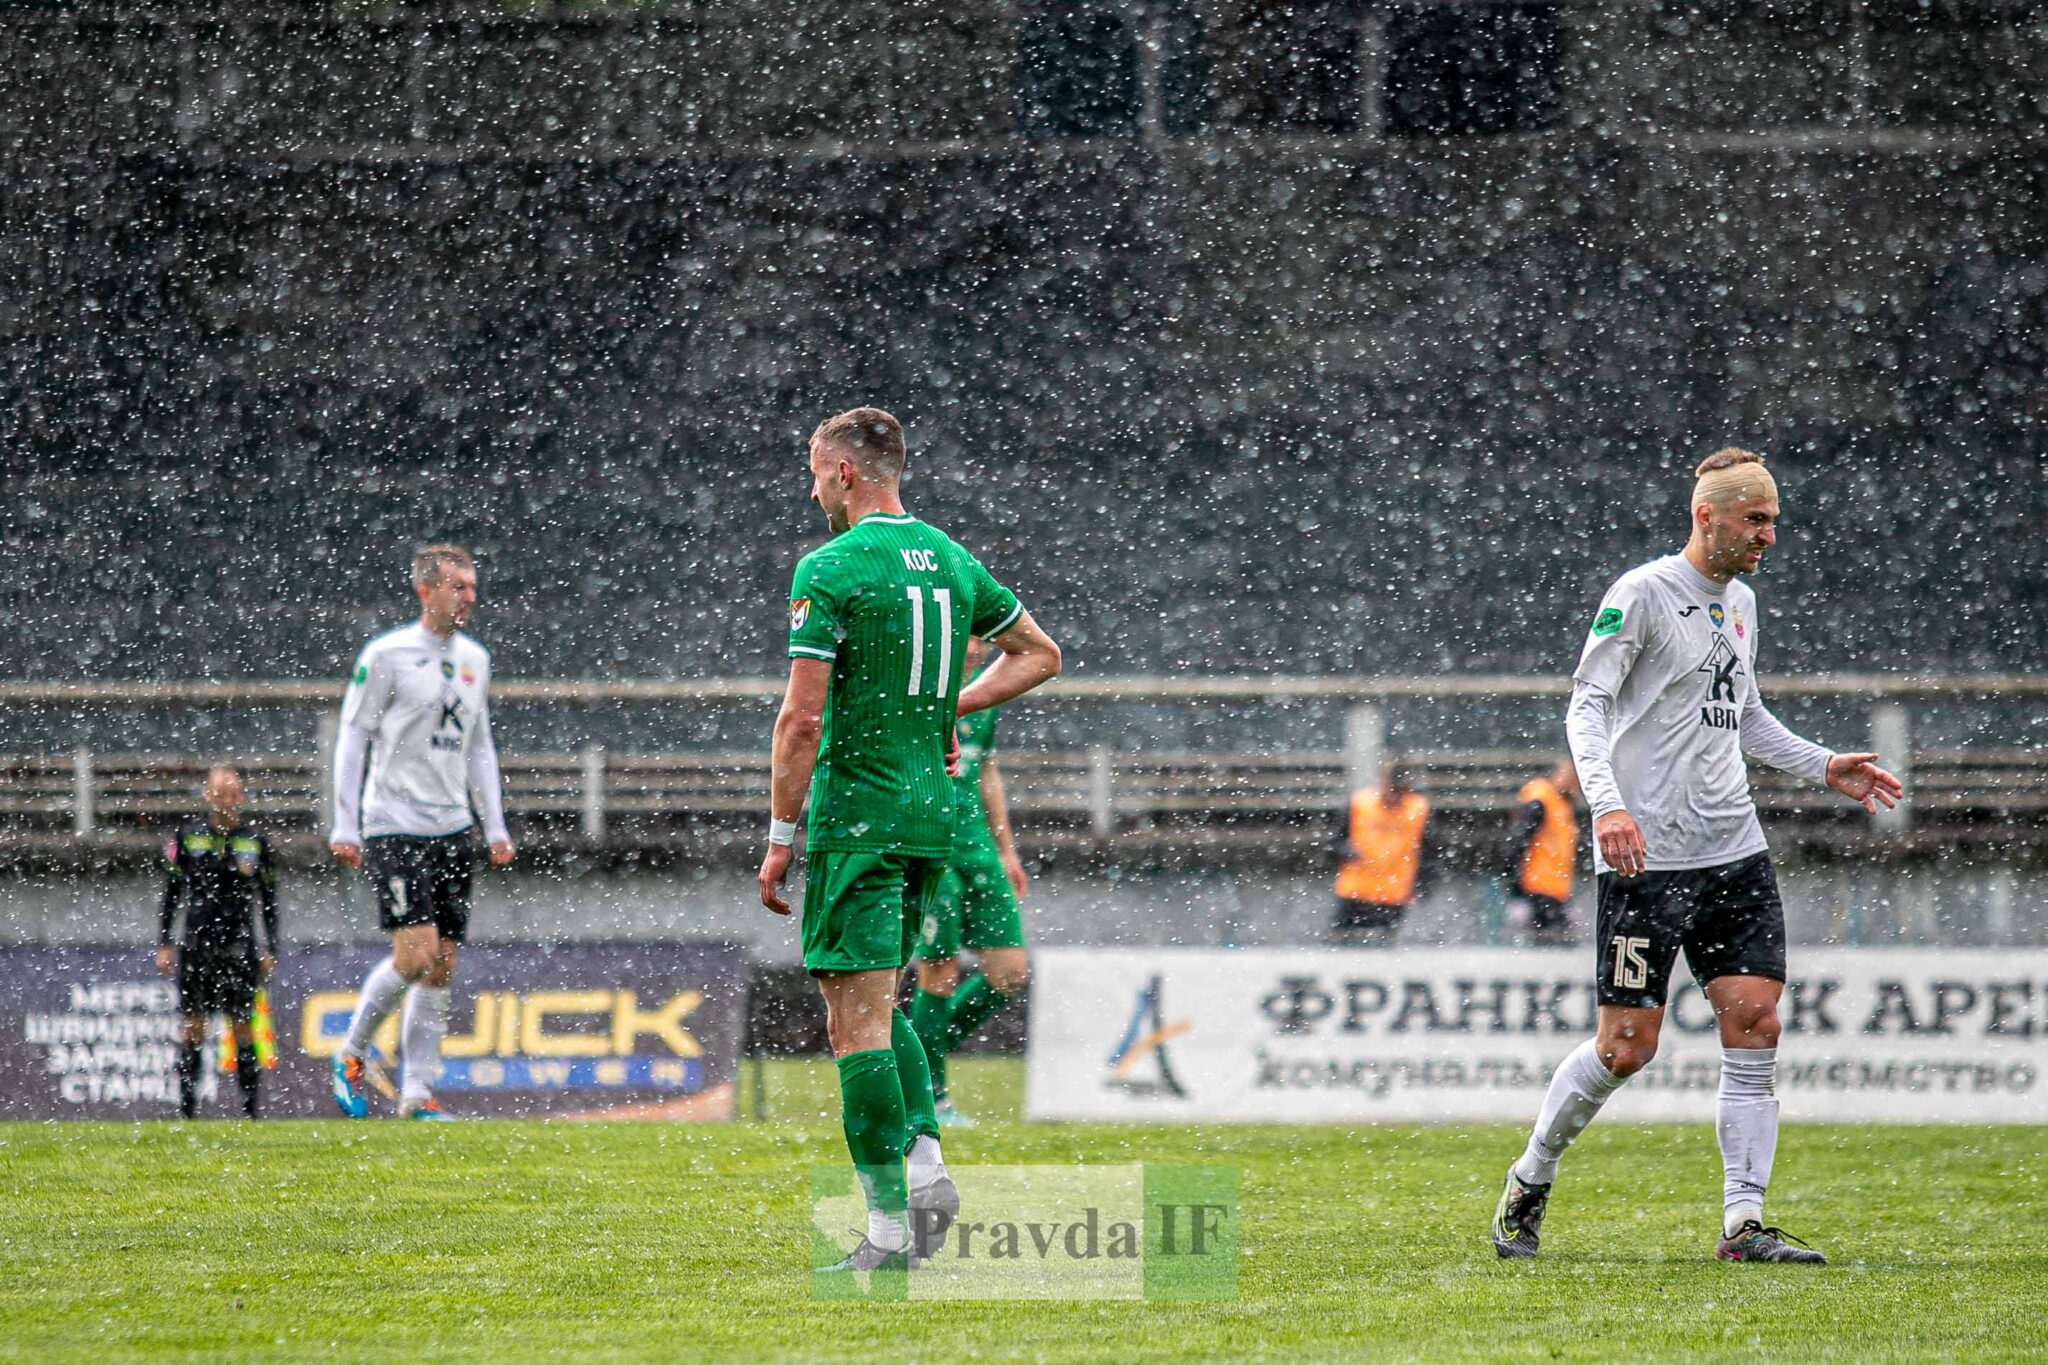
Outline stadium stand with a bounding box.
[1,3,2043,708]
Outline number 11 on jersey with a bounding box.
[905,586,954,697]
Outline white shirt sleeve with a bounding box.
[1565,576,1649,820]
[1571,576,1649,696]
[339,646,395,732]
[1566,681,1627,819]
[1741,692,1832,781]
[330,721,372,844]
[466,700,511,846]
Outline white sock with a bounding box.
[1513,1039,1626,1187]
[867,1207,909,1252]
[342,958,411,1059]
[400,985,452,1102]
[1718,1046,1778,1236]
[906,1133,946,1190]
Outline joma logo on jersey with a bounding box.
[900,548,939,572]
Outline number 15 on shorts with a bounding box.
[1610,935,1650,990]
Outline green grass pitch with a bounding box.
[1,1059,2040,1362]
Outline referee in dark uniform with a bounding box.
[155,766,279,1118]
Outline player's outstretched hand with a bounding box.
[489,840,516,868]
[154,945,175,978]
[328,841,362,869]
[1594,809,1647,877]
[1826,752,1903,813]
[759,842,794,915]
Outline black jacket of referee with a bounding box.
[157,805,279,1117]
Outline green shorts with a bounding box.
[801,850,947,975]
[916,843,1025,961]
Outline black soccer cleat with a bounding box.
[820,1233,912,1274]
[1491,1170,1550,1259]
[1716,1220,1827,1264]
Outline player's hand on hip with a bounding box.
[945,730,962,778]
[759,842,794,915]
[1595,810,1647,877]
[1826,752,1903,813]
[489,840,516,868]
[154,945,175,978]
[329,841,362,869]
[1002,850,1029,901]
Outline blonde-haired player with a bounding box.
[1491,449,1901,1264]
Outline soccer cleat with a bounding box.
[820,1233,912,1274]
[402,1098,455,1121]
[330,1053,369,1119]
[909,1172,961,1251]
[1491,1170,1550,1259]
[933,1101,977,1130]
[1717,1220,1827,1264]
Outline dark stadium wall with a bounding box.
[2,1,2044,688]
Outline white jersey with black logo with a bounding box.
[335,623,499,840]
[1567,554,1830,873]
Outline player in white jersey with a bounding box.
[327,545,515,1119]
[1491,449,1901,1264]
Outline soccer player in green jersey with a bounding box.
[759,408,1061,1272]
[909,636,1031,1130]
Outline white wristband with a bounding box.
[768,818,798,847]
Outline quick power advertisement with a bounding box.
[1,941,746,1120]
[1027,947,2048,1124]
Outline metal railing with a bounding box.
[3,675,2045,847]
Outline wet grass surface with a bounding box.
[1,1059,2040,1362]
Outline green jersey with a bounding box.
[950,705,1000,854]
[787,512,1023,857]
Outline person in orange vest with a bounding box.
[1505,759,1581,945]
[1333,758,1432,945]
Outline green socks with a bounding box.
[908,989,953,1104]
[905,974,1017,1116]
[891,1008,940,1145]
[835,1049,907,1216]
[945,973,1012,1052]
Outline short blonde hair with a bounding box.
[1695,447,1764,478]
[1691,448,1777,511]
[411,544,474,589]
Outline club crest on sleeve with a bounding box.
[351,664,368,685]
[790,598,810,631]
[1592,607,1624,637]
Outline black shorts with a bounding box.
[1518,892,1570,933]
[366,832,474,942]
[1334,897,1405,933]
[178,951,259,1018]
[1594,852,1786,1008]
